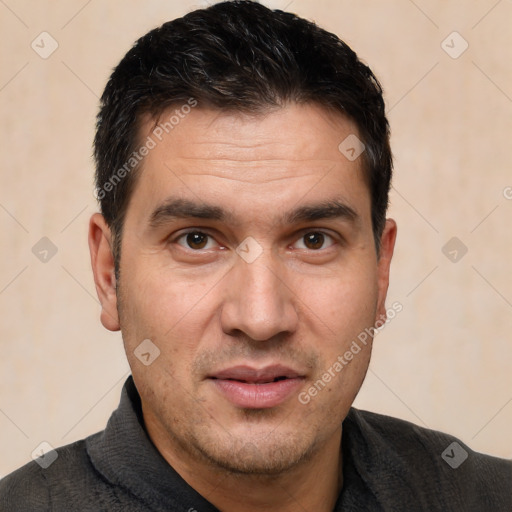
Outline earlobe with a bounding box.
[375,219,397,322]
[88,213,120,331]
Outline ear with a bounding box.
[375,218,397,321]
[88,213,120,331]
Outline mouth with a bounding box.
[218,376,290,383]
[207,365,305,409]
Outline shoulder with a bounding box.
[345,408,512,509]
[0,438,96,511]
[348,407,509,466]
[0,457,50,510]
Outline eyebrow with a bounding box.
[149,198,228,227]
[148,197,359,228]
[284,200,358,225]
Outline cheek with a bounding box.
[296,262,378,339]
[118,257,216,367]
[121,255,177,325]
[293,260,378,403]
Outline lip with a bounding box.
[208,365,305,409]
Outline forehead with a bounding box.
[128,103,370,227]
[141,103,361,165]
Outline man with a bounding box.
[1,1,510,510]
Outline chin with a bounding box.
[190,426,319,476]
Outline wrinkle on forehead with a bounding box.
[139,103,361,163]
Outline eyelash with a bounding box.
[171,229,338,252]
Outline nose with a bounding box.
[220,250,299,342]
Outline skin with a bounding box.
[89,103,396,512]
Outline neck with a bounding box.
[148,422,343,512]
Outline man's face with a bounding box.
[92,103,395,475]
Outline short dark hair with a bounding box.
[94,0,392,272]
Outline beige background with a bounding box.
[1,0,511,477]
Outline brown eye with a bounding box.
[186,232,208,249]
[293,231,335,251]
[303,232,325,250]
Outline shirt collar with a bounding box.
[86,376,219,511]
